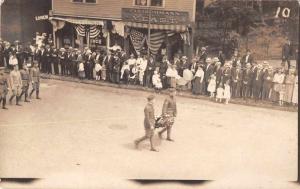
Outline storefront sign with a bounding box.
[35,15,49,21]
[122,8,189,25]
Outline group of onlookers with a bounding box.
[0,36,298,107]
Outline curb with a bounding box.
[41,74,298,113]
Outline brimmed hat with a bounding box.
[215,61,221,66]
[147,95,155,101]
[213,57,219,62]
[201,47,206,51]
[246,63,251,68]
[181,56,187,60]
[60,48,66,52]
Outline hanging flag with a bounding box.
[130,29,146,53]
[75,25,101,38]
[146,32,165,55]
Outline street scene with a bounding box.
[0,0,299,188]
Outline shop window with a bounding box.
[72,0,96,3]
[134,0,163,7]
[150,0,163,6]
[85,0,96,3]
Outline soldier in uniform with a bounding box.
[19,63,31,102]
[29,61,41,99]
[9,65,23,106]
[158,88,177,141]
[134,95,158,152]
[0,67,9,109]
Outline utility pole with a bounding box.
[0,0,4,39]
[147,7,151,57]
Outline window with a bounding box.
[134,0,163,7]
[72,0,96,3]
[85,0,96,3]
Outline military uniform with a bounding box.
[9,69,23,105]
[134,95,157,151]
[158,95,177,141]
[19,67,31,102]
[29,64,41,99]
[0,69,9,109]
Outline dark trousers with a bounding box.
[262,83,272,100]
[242,83,251,99]
[20,85,29,101]
[253,83,262,101]
[113,72,120,84]
[145,72,153,88]
[232,81,242,98]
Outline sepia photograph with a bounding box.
[0,0,299,188]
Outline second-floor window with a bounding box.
[72,0,96,3]
[135,0,163,7]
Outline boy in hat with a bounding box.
[29,61,41,99]
[134,95,158,152]
[0,67,9,109]
[158,88,177,141]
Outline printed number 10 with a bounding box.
[275,7,291,18]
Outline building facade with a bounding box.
[1,0,52,43]
[50,0,196,59]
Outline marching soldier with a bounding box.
[0,67,9,109]
[29,61,41,99]
[134,95,158,152]
[19,63,31,102]
[158,88,177,141]
[9,65,23,106]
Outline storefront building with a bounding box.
[50,0,196,59]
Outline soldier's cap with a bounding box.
[147,95,155,101]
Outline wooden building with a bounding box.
[50,0,196,59]
[0,0,52,43]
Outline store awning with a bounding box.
[50,16,104,25]
[124,22,187,32]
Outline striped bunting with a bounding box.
[75,25,101,39]
[146,32,165,55]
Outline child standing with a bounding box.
[207,73,216,98]
[78,61,85,80]
[152,70,163,93]
[223,80,231,104]
[216,83,224,103]
[94,61,102,81]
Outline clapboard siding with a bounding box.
[52,0,195,21]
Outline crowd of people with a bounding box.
[0,35,298,109]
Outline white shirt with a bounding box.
[9,56,18,66]
[78,63,84,71]
[194,68,204,82]
[139,59,148,72]
[273,73,285,84]
[127,58,136,66]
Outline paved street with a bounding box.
[0,79,298,188]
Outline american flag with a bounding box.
[130,29,146,53]
[147,32,166,55]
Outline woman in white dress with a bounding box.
[223,80,231,104]
[292,74,298,106]
[207,73,217,98]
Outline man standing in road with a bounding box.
[9,65,22,106]
[19,63,31,102]
[134,95,158,152]
[29,61,41,99]
[0,67,9,109]
[158,88,177,141]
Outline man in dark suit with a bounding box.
[134,95,158,152]
[241,49,254,68]
[262,64,273,101]
[282,39,293,69]
[218,50,226,67]
[252,64,264,101]
[231,63,243,98]
[103,50,114,82]
[145,56,155,88]
[204,58,215,95]
[242,63,252,99]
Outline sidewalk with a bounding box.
[41,74,298,112]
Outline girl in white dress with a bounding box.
[216,83,224,103]
[207,73,216,98]
[223,80,231,104]
[152,70,163,93]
